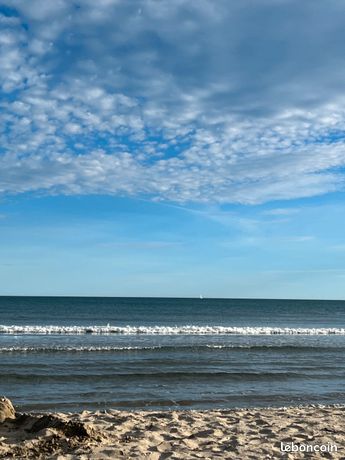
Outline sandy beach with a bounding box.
[0,402,343,459]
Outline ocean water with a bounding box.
[1,296,345,412]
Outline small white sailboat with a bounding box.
[199,294,204,300]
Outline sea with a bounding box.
[1,296,345,413]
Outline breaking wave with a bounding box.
[0,344,345,353]
[1,325,345,335]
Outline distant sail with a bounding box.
[199,295,204,300]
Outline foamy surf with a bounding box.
[0,344,344,353]
[1,325,345,335]
[0,346,155,353]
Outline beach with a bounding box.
[1,297,345,458]
[3,0,345,454]
[0,403,343,459]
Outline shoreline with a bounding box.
[1,403,344,459]
[11,402,345,414]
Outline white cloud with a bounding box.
[1,0,345,204]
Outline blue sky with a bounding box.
[1,0,345,298]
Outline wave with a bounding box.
[0,346,154,353]
[2,371,313,383]
[0,344,345,354]
[1,325,345,335]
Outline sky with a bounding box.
[1,0,345,298]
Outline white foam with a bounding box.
[0,346,155,353]
[1,325,345,335]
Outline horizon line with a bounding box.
[0,295,344,302]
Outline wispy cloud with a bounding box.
[262,208,300,216]
[1,1,345,204]
[280,235,315,243]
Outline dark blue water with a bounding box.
[1,296,345,412]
